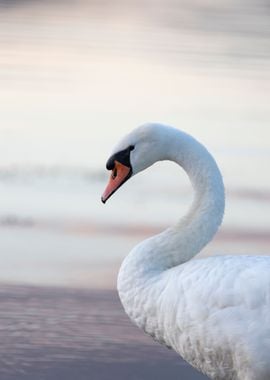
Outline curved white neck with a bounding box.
[118,128,225,284]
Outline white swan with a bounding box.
[101,123,270,380]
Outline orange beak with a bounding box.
[101,161,132,203]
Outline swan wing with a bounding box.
[158,255,270,378]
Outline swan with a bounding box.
[101,123,270,380]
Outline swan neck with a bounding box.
[163,132,225,268]
[122,129,225,275]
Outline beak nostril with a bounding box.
[102,160,132,203]
[112,167,117,180]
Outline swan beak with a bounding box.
[101,161,132,204]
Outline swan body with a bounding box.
[102,124,270,380]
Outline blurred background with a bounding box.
[0,0,269,379]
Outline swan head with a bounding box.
[101,123,170,203]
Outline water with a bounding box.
[0,0,269,168]
[0,285,208,379]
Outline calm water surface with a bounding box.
[0,285,207,380]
